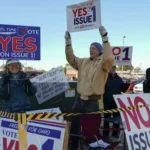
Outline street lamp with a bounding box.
[123,36,126,46]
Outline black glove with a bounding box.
[25,79,31,87]
[3,75,11,84]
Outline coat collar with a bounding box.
[89,55,103,61]
[109,72,119,78]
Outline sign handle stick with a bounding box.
[99,0,102,26]
[63,121,71,150]
[18,113,27,150]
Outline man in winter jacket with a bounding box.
[65,26,114,149]
[103,66,130,138]
[143,68,150,93]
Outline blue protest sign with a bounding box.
[0,117,66,150]
[42,139,54,150]
[0,24,40,60]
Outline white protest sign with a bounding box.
[66,0,101,32]
[65,88,75,98]
[114,94,150,150]
[30,66,70,104]
[112,46,133,66]
[0,117,66,150]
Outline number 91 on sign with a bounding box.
[112,47,133,62]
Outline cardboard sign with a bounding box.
[30,66,70,104]
[114,94,150,150]
[0,117,66,150]
[0,24,40,60]
[66,0,101,32]
[65,88,75,97]
[112,46,133,66]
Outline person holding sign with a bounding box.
[0,60,37,113]
[65,26,114,149]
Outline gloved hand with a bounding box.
[25,79,31,87]
[99,26,108,43]
[65,31,72,46]
[3,75,11,84]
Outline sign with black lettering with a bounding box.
[30,66,70,104]
[112,46,133,66]
[114,94,150,150]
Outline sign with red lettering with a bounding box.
[114,94,150,150]
[0,109,66,149]
[0,24,40,60]
[66,0,101,32]
[112,46,133,66]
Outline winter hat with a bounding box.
[91,42,103,54]
[6,59,21,65]
[112,65,116,69]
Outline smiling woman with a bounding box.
[0,59,37,113]
[8,64,19,74]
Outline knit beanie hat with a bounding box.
[91,42,103,54]
[112,65,116,69]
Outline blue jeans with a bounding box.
[70,95,99,148]
[72,96,99,113]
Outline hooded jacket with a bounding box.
[0,71,37,113]
[65,42,114,100]
[143,68,150,93]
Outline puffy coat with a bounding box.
[0,71,37,113]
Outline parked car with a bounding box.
[133,80,145,94]
[126,77,145,93]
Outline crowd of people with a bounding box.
[0,26,149,150]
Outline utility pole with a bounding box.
[122,36,126,76]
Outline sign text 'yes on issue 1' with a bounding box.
[0,24,40,60]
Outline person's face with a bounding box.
[110,67,116,76]
[8,63,20,74]
[90,45,100,59]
